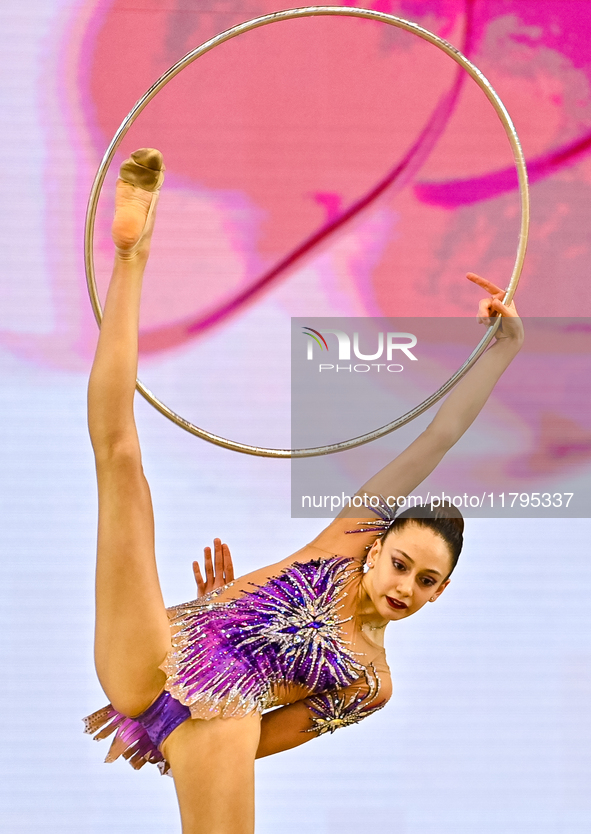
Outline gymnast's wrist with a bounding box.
[492,327,524,357]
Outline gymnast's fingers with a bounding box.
[466,272,504,297]
[222,543,235,582]
[204,545,214,589]
[477,296,493,324]
[213,538,225,588]
[193,560,205,597]
[490,297,519,317]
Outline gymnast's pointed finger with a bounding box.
[466,272,504,297]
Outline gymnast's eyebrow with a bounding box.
[390,549,443,577]
[391,548,413,563]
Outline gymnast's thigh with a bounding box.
[162,712,261,834]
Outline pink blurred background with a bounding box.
[6,0,588,483]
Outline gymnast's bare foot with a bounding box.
[111,148,165,260]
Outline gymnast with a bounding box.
[83,149,524,834]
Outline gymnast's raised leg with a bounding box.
[88,150,170,719]
[88,150,260,833]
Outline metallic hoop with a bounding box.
[85,5,529,458]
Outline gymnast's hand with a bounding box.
[193,538,235,598]
[467,272,524,345]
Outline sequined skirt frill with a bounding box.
[83,691,189,776]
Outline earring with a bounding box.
[363,560,373,574]
[429,595,436,602]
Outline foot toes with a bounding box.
[119,148,165,192]
[131,148,164,171]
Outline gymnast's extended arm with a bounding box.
[312,274,523,553]
[355,273,524,502]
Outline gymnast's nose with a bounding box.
[394,575,413,599]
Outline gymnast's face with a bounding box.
[363,523,452,621]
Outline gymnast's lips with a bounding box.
[386,596,408,610]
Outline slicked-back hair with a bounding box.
[380,502,464,578]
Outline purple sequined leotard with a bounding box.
[83,546,392,775]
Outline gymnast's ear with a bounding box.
[368,536,383,554]
[429,578,451,601]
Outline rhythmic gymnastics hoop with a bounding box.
[85,5,529,458]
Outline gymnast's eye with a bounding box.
[392,559,406,571]
[420,576,436,587]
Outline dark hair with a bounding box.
[381,502,464,578]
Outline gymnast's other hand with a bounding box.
[467,272,524,346]
[193,538,235,598]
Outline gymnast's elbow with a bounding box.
[422,422,464,455]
